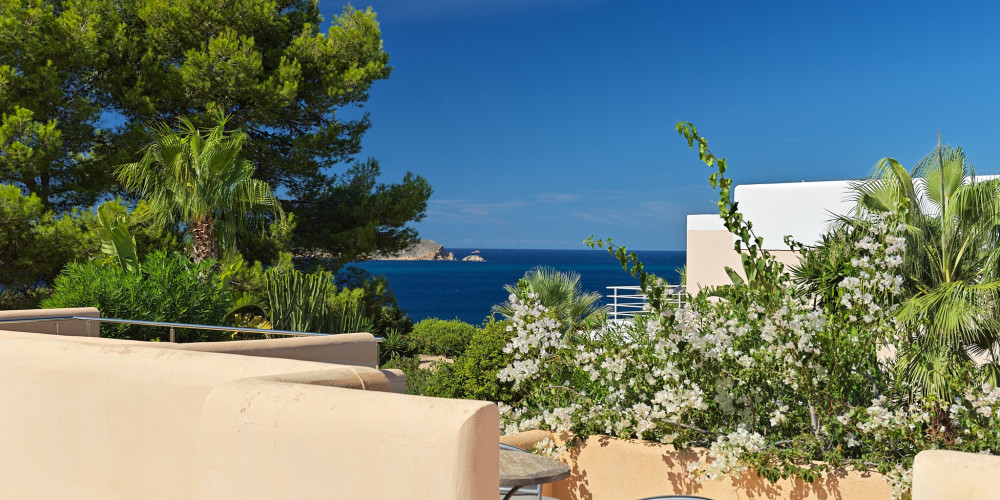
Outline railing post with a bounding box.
[169,327,175,343]
[86,320,91,337]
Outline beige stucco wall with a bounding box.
[686,229,801,294]
[0,306,100,336]
[912,450,1000,500]
[0,307,379,368]
[0,336,499,499]
[505,431,890,500]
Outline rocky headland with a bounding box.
[376,239,454,261]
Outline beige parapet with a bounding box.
[0,306,100,336]
[0,307,379,368]
[504,431,891,500]
[200,378,499,499]
[0,337,496,499]
[912,449,1000,500]
[173,331,380,368]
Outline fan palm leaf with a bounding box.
[116,111,281,262]
[855,141,1000,400]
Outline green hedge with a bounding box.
[43,252,232,342]
[461,319,519,404]
[408,318,477,356]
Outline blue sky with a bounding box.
[317,0,1000,250]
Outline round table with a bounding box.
[499,448,571,500]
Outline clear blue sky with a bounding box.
[317,0,1000,250]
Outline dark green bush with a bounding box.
[336,266,413,335]
[0,287,53,310]
[460,319,519,404]
[43,252,232,342]
[0,185,98,287]
[377,329,415,366]
[421,359,466,398]
[383,355,464,398]
[409,318,477,356]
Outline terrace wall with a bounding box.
[0,336,499,499]
[503,431,891,500]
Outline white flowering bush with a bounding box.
[497,124,1000,499]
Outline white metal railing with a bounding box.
[605,285,686,321]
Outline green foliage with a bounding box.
[2,1,430,263]
[0,287,52,310]
[378,329,415,366]
[382,355,465,398]
[791,223,867,312]
[93,201,140,273]
[506,125,1000,497]
[263,268,335,333]
[493,267,608,333]
[43,252,232,342]
[236,213,296,265]
[0,3,107,208]
[116,111,281,262]
[335,266,414,335]
[855,141,1000,400]
[257,267,370,335]
[409,318,478,356]
[0,184,98,287]
[290,159,432,266]
[461,319,519,404]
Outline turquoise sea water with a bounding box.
[352,248,685,324]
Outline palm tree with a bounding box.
[854,138,1000,399]
[493,267,608,333]
[116,111,281,262]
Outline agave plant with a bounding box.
[854,139,1000,399]
[493,266,608,333]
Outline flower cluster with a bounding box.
[689,425,766,481]
[838,215,906,323]
[497,209,995,499]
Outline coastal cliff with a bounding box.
[376,239,454,261]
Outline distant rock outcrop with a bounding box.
[462,254,485,262]
[376,239,454,261]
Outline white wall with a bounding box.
[732,180,857,250]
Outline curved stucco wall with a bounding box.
[0,337,498,499]
[505,431,890,499]
[0,316,379,368]
[912,449,1000,499]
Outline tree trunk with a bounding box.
[189,217,217,263]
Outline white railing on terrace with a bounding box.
[605,285,686,321]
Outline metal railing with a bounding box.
[0,315,335,343]
[605,285,686,321]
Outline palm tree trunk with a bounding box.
[190,217,217,263]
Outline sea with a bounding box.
[351,248,685,325]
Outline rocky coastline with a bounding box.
[374,239,454,261]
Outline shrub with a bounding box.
[383,355,464,398]
[0,185,99,287]
[0,287,52,310]
[377,329,415,366]
[461,319,519,404]
[43,252,232,342]
[493,267,607,333]
[336,266,413,335]
[409,318,477,356]
[502,124,1000,499]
